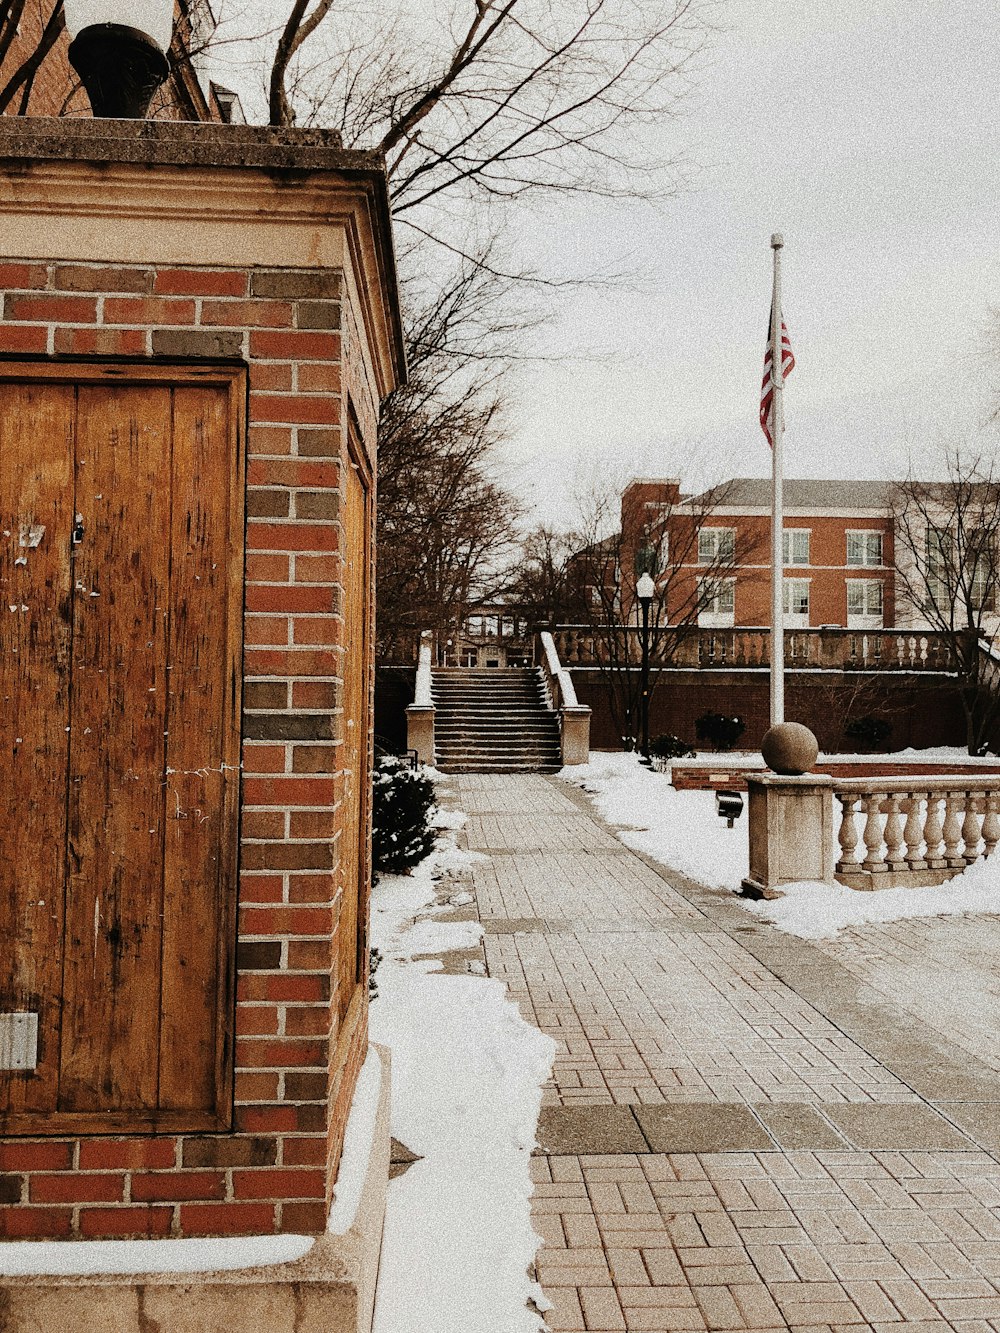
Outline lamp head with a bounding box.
[66,0,172,118]
[636,572,655,604]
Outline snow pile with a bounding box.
[565,752,1000,941]
[670,745,1000,769]
[0,1234,314,1278]
[328,1048,383,1236]
[746,861,1000,940]
[566,751,747,890]
[370,814,556,1333]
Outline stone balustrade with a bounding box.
[549,625,958,672]
[834,777,1000,889]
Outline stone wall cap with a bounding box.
[748,772,835,788]
[0,118,390,177]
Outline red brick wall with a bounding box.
[0,261,369,1241]
[574,668,967,754]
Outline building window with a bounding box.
[465,614,485,638]
[847,579,883,627]
[698,577,735,628]
[846,530,883,566]
[698,527,734,564]
[782,578,810,625]
[782,529,810,566]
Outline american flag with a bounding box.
[760,317,795,446]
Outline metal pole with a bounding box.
[770,233,785,727]
[640,597,651,760]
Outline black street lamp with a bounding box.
[66,1,172,118]
[636,571,655,763]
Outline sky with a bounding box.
[213,0,1000,531]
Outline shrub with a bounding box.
[844,715,892,747]
[695,712,746,751]
[649,733,696,760]
[372,756,437,875]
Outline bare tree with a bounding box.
[891,450,1000,755]
[506,525,589,627]
[567,477,760,746]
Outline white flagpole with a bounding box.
[770,233,785,727]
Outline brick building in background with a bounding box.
[618,476,901,630]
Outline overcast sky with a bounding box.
[218,0,999,530]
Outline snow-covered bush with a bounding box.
[372,756,437,875]
[695,712,746,751]
[650,733,696,760]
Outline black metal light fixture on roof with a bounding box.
[66,0,173,119]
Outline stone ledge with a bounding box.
[0,1045,392,1333]
[0,120,394,177]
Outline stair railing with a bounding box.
[537,630,591,766]
[405,630,436,765]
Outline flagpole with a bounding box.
[770,232,785,726]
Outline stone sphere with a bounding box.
[761,722,818,776]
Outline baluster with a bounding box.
[924,793,945,865]
[983,794,1000,858]
[962,794,982,864]
[884,794,905,870]
[861,792,886,872]
[902,795,926,869]
[943,793,964,866]
[836,794,861,872]
[919,635,928,665]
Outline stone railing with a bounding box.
[834,777,1000,889]
[405,630,435,765]
[536,631,591,766]
[549,625,958,672]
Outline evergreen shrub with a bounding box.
[372,756,437,875]
[695,712,746,751]
[844,715,892,747]
[650,733,696,760]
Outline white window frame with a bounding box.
[782,577,810,627]
[698,576,736,628]
[782,529,811,566]
[846,529,883,567]
[847,579,883,628]
[698,527,735,565]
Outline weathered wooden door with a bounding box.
[337,448,372,1025]
[0,362,244,1135]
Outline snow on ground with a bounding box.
[370,792,557,1333]
[0,1234,314,1278]
[565,752,1000,941]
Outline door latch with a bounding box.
[72,516,85,547]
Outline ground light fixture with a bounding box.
[636,571,655,763]
[66,0,172,118]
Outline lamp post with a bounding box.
[636,571,655,763]
[65,0,173,118]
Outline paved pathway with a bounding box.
[450,772,1000,1333]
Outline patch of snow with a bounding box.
[328,1048,382,1236]
[565,752,1000,940]
[745,862,1000,940]
[370,814,555,1333]
[0,1234,314,1278]
[448,891,475,907]
[402,917,484,957]
[665,745,1000,769]
[431,808,468,830]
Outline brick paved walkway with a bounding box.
[449,773,1000,1332]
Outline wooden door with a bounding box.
[337,449,372,1024]
[0,363,244,1135]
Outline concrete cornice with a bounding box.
[0,120,406,397]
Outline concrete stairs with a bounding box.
[431,668,562,773]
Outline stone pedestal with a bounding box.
[742,774,835,898]
[405,705,435,766]
[560,705,592,766]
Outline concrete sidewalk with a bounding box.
[456,773,1000,1333]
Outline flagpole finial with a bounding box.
[771,232,784,249]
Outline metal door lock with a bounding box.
[72,516,85,546]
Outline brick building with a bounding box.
[619,476,904,630]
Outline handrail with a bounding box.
[413,629,434,706]
[540,630,579,708]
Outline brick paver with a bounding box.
[444,774,1000,1330]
